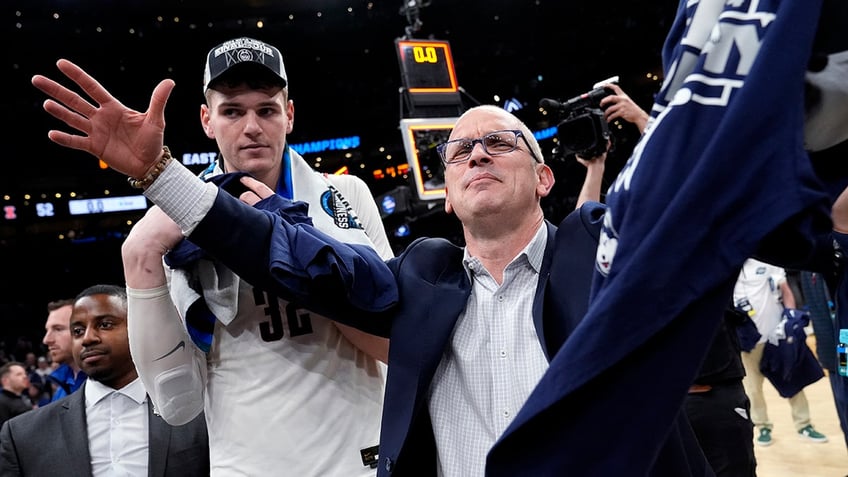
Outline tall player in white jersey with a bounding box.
[121,37,392,476]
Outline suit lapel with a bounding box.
[60,384,95,476]
[381,242,470,463]
[533,221,557,361]
[147,398,170,477]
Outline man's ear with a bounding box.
[286,99,295,134]
[537,164,556,198]
[200,104,214,139]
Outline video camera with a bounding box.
[540,76,618,159]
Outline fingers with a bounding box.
[604,102,624,122]
[148,79,176,129]
[40,95,97,154]
[42,98,91,134]
[46,129,92,154]
[600,94,623,113]
[605,83,624,95]
[55,59,120,109]
[32,74,93,117]
[33,58,174,178]
[32,62,108,118]
[240,176,275,198]
[237,176,275,206]
[32,60,104,154]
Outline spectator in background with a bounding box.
[23,355,45,403]
[33,356,51,382]
[734,258,828,446]
[0,284,209,476]
[0,362,32,428]
[25,380,50,409]
[42,298,86,402]
[22,353,37,375]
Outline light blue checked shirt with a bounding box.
[428,223,549,477]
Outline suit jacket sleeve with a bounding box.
[185,190,399,335]
[0,420,22,476]
[327,173,395,260]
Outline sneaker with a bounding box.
[756,427,773,447]
[798,425,828,443]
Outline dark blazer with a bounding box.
[0,381,209,477]
[372,207,622,476]
[189,191,710,476]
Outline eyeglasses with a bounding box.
[436,129,541,165]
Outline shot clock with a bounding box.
[395,38,462,115]
[395,39,458,94]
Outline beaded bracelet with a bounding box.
[127,146,173,189]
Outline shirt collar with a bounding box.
[462,221,548,277]
[85,377,147,407]
[524,221,548,273]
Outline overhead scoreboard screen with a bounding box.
[396,39,459,199]
[399,117,458,201]
[396,39,459,104]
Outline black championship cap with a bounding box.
[203,37,287,93]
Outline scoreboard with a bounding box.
[3,194,148,222]
[396,39,461,113]
[395,39,458,94]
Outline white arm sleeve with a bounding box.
[127,285,207,425]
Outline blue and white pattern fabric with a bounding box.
[493,1,839,475]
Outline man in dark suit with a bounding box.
[0,284,209,476]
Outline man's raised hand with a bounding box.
[31,59,175,178]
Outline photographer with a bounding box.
[570,81,646,209]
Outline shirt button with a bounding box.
[498,295,504,302]
[499,349,507,358]
[502,410,510,418]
